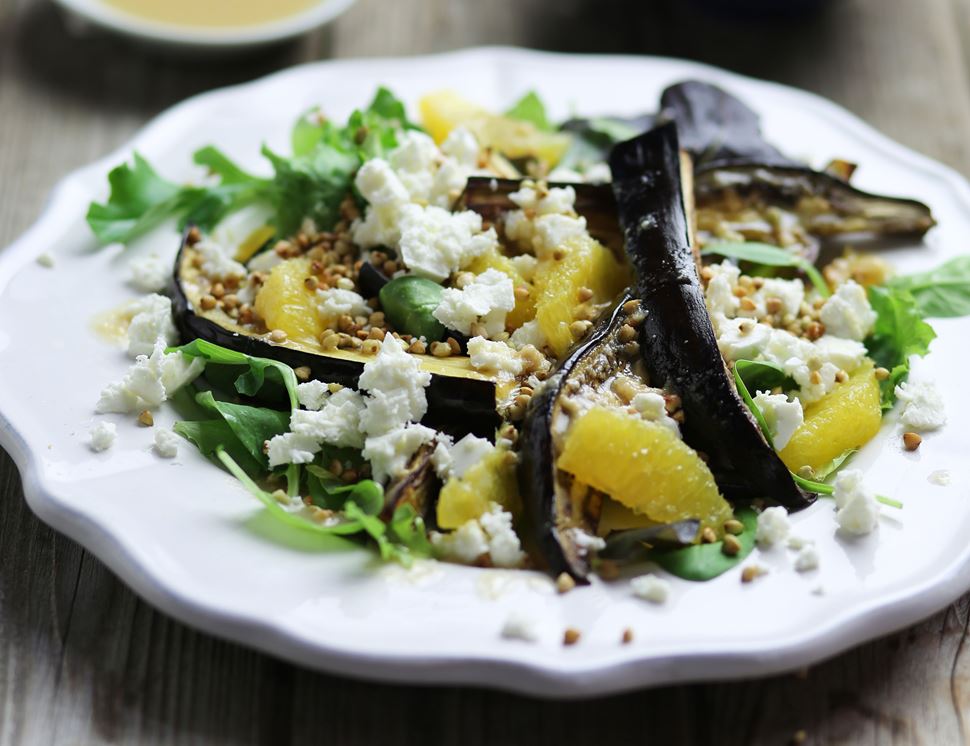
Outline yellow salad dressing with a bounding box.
[102,0,320,28]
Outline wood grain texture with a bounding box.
[2,0,969,743]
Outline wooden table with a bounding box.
[2,0,969,742]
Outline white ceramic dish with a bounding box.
[54,0,357,52]
[2,48,969,698]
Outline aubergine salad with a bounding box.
[85,81,970,599]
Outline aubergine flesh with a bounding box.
[519,294,671,580]
[609,122,812,510]
[171,235,500,440]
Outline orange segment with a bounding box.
[533,236,629,357]
[779,362,882,473]
[557,406,731,532]
[253,257,323,346]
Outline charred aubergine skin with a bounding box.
[170,234,499,440]
[609,122,811,510]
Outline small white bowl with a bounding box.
[53,0,357,53]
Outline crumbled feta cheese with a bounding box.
[833,469,880,535]
[89,421,116,452]
[467,336,523,375]
[787,534,810,550]
[363,423,436,483]
[431,520,489,563]
[194,239,247,281]
[630,574,671,604]
[752,391,804,450]
[125,294,178,358]
[929,469,951,486]
[584,162,612,183]
[246,250,283,273]
[546,166,584,182]
[711,314,773,361]
[509,320,546,351]
[500,611,540,642]
[296,380,330,411]
[895,380,946,431]
[317,287,371,323]
[440,126,480,166]
[756,506,791,547]
[433,433,494,480]
[479,504,527,568]
[433,269,515,337]
[819,280,877,340]
[129,254,169,293]
[530,214,589,260]
[754,277,805,318]
[388,129,439,201]
[96,341,203,413]
[290,389,366,448]
[812,335,868,373]
[358,334,432,435]
[505,185,589,259]
[705,262,742,317]
[267,432,321,467]
[154,427,179,458]
[508,254,538,282]
[36,252,55,268]
[631,391,681,436]
[352,159,411,249]
[398,205,498,281]
[794,543,820,572]
[567,527,606,554]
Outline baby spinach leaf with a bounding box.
[732,362,775,449]
[379,276,446,341]
[650,509,757,581]
[701,241,830,297]
[887,256,970,318]
[389,504,434,558]
[734,359,796,394]
[601,520,700,560]
[174,419,265,477]
[864,285,936,408]
[505,91,552,131]
[305,465,384,515]
[814,448,856,481]
[194,390,290,468]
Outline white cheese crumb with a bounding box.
[631,391,681,436]
[755,506,791,547]
[154,427,179,458]
[296,380,330,411]
[129,254,169,293]
[398,205,497,281]
[705,262,742,317]
[433,433,494,480]
[895,380,946,431]
[194,238,247,281]
[467,336,523,375]
[819,280,877,340]
[362,423,436,483]
[96,341,204,414]
[501,611,541,643]
[317,287,371,322]
[266,432,321,467]
[584,162,612,182]
[793,543,820,572]
[431,520,489,563]
[752,391,804,450]
[358,334,432,435]
[630,574,671,604]
[928,469,951,486]
[89,421,116,452]
[125,294,178,359]
[567,527,606,554]
[432,503,525,568]
[833,469,880,535]
[433,269,515,337]
[36,252,55,268]
[787,534,810,550]
[509,319,546,351]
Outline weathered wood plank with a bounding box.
[1,0,970,743]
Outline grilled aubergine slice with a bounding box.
[171,235,500,440]
[610,121,811,510]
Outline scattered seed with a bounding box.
[765,297,784,314]
[618,324,637,343]
[269,329,288,343]
[577,286,594,302]
[430,341,452,358]
[569,320,593,338]
[200,294,217,311]
[722,534,742,556]
[361,339,382,355]
[834,369,848,383]
[514,285,531,301]
[409,340,427,355]
[809,370,822,385]
[621,628,634,645]
[874,367,890,381]
[724,519,744,536]
[447,337,462,354]
[741,565,767,583]
[321,334,340,351]
[903,432,922,451]
[563,628,582,646]
[700,527,717,544]
[137,410,154,427]
[739,297,757,312]
[186,226,201,245]
[622,299,640,315]
[556,572,576,594]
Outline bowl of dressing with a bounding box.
[54,0,357,52]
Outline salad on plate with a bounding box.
[82,80,970,603]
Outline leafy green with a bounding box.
[887,256,970,318]
[701,241,830,297]
[194,390,290,468]
[732,362,776,449]
[556,117,640,172]
[379,276,447,341]
[173,339,299,409]
[650,509,757,581]
[505,91,552,131]
[814,449,856,481]
[174,419,265,476]
[388,504,433,558]
[734,359,796,395]
[601,520,700,560]
[864,285,936,408]
[305,465,384,515]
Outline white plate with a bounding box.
[54,0,357,52]
[2,48,969,698]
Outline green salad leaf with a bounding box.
[650,509,757,581]
[305,464,384,515]
[388,504,434,558]
[194,390,290,469]
[505,91,552,131]
[174,419,266,477]
[556,116,639,172]
[734,358,795,395]
[864,285,936,408]
[887,256,970,318]
[701,241,830,297]
[732,362,776,449]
